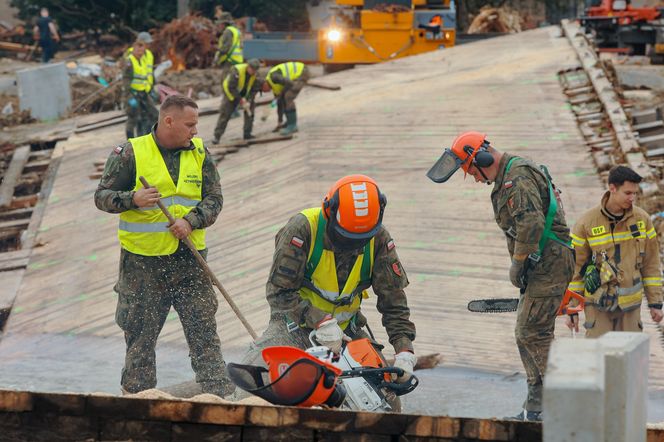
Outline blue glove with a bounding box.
[127,97,138,109]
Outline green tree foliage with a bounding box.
[10,0,176,36]
[191,0,310,31]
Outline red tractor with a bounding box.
[581,0,664,62]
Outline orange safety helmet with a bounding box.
[322,175,387,251]
[427,131,493,183]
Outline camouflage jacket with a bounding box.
[224,65,261,102]
[491,153,571,259]
[267,213,416,354]
[94,127,223,231]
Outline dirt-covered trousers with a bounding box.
[114,246,228,394]
[515,243,574,412]
[213,95,254,141]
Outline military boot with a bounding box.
[279,110,298,136]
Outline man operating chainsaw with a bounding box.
[238,174,417,410]
[565,166,663,337]
[427,132,574,422]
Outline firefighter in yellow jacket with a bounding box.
[238,175,417,410]
[566,166,664,337]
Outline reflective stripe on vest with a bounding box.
[217,26,243,65]
[118,135,206,256]
[616,282,643,310]
[127,48,154,92]
[223,63,256,101]
[266,62,305,96]
[298,207,374,330]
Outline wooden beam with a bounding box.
[561,19,656,193]
[0,146,31,209]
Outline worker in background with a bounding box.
[94,95,233,398]
[214,13,243,80]
[565,166,663,337]
[427,132,574,422]
[122,32,159,139]
[211,58,262,144]
[239,174,417,411]
[262,61,310,135]
[33,7,59,63]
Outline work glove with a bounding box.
[127,97,138,109]
[314,317,348,354]
[583,263,601,294]
[392,351,417,383]
[509,258,526,289]
[240,99,252,116]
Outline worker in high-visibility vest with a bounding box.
[95,95,233,398]
[261,61,311,135]
[122,32,159,139]
[211,58,261,144]
[213,13,243,81]
[237,175,417,412]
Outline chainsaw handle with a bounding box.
[557,289,585,316]
[340,367,419,396]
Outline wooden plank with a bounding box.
[74,116,127,134]
[0,269,24,331]
[0,145,31,209]
[0,219,30,230]
[0,207,33,222]
[8,194,38,210]
[307,80,341,91]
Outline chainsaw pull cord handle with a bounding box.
[138,176,258,340]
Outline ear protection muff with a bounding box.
[464,140,494,169]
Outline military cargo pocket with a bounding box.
[115,292,139,332]
[525,297,559,327]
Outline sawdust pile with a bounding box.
[467,6,524,34]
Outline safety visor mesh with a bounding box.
[426,148,466,183]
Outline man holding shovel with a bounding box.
[94,95,234,397]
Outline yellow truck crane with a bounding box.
[244,0,456,71]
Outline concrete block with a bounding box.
[17,62,71,121]
[544,339,605,442]
[600,332,649,442]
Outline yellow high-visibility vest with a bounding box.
[266,62,305,96]
[298,207,375,330]
[223,63,256,101]
[127,48,154,92]
[217,25,243,65]
[119,134,206,256]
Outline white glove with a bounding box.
[315,317,346,354]
[393,351,417,383]
[240,99,252,116]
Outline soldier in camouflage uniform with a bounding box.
[213,13,243,81]
[238,175,417,410]
[94,95,233,397]
[427,132,574,421]
[122,32,159,139]
[211,58,262,144]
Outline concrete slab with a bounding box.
[17,62,71,121]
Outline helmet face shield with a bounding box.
[426,148,466,183]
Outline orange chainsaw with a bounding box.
[468,289,585,315]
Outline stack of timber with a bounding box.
[0,142,60,331]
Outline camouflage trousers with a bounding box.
[114,245,232,396]
[212,96,255,141]
[125,91,158,139]
[583,305,642,338]
[515,243,574,412]
[274,68,310,123]
[235,312,401,411]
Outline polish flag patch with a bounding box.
[113,145,124,154]
[291,236,304,248]
[387,239,395,251]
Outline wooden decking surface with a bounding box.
[1,27,663,390]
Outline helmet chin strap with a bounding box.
[478,166,492,185]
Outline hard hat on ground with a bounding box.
[136,32,153,44]
[227,346,345,407]
[322,174,386,251]
[426,131,492,183]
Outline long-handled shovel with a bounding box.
[139,176,257,340]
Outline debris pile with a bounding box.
[159,68,222,99]
[467,6,524,34]
[152,14,218,71]
[0,94,34,126]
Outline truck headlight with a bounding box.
[326,29,342,42]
